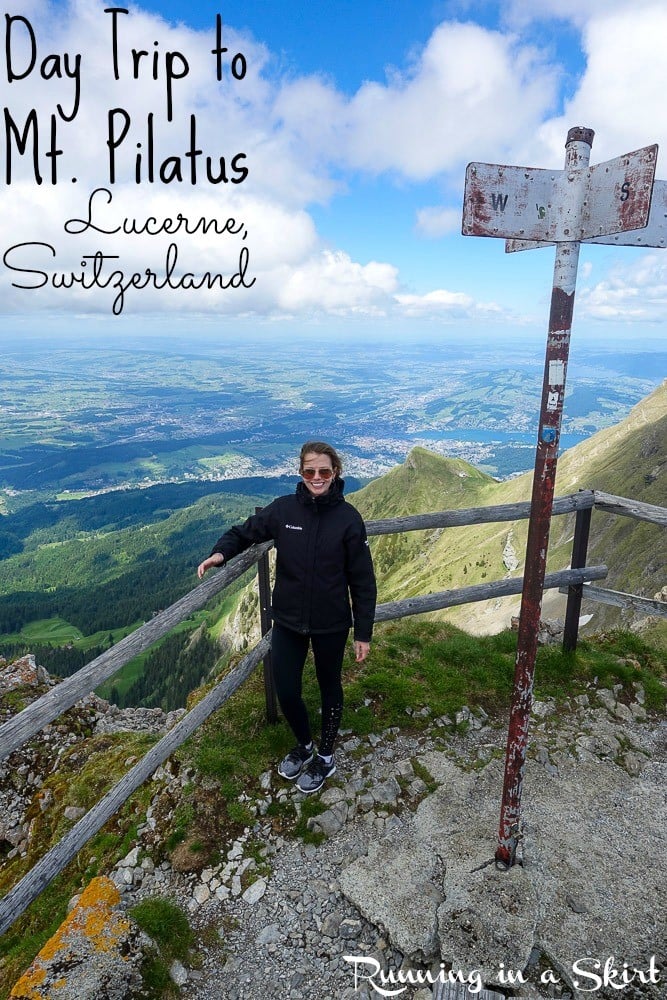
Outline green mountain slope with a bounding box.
[355,448,497,519]
[0,491,273,639]
[351,380,666,635]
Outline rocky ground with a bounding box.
[113,686,665,1000]
[3,655,666,1000]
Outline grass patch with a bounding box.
[130,896,193,962]
[0,616,84,646]
[130,896,194,999]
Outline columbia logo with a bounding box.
[285,524,303,531]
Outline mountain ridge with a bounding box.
[349,378,666,637]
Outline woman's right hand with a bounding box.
[197,553,225,579]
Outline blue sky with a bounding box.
[1,0,667,346]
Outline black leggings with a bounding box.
[271,623,348,757]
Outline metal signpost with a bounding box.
[462,126,661,867]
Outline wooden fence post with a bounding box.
[563,500,592,652]
[255,508,277,724]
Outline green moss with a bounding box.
[411,759,438,794]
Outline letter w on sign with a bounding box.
[462,145,657,243]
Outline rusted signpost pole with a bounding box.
[462,126,659,867]
[495,127,592,866]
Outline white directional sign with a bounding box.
[506,178,667,252]
[462,144,657,243]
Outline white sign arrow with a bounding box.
[462,144,657,243]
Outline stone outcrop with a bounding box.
[0,658,184,861]
[9,877,143,1000]
[0,654,50,693]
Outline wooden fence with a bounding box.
[0,488,664,935]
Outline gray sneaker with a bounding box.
[296,754,336,794]
[277,744,314,780]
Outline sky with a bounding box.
[2,0,667,345]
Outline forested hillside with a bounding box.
[0,488,276,654]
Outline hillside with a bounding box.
[351,379,666,636]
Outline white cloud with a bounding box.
[342,22,558,179]
[579,252,667,321]
[415,206,462,239]
[529,3,667,166]
[504,0,656,30]
[276,251,398,315]
[395,288,504,320]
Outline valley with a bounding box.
[0,333,664,708]
[0,336,662,497]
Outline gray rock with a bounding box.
[622,750,647,776]
[340,833,444,961]
[320,786,346,807]
[169,959,189,986]
[242,878,267,904]
[339,918,362,939]
[193,884,211,905]
[321,912,343,937]
[596,688,617,714]
[118,846,140,868]
[371,776,401,806]
[307,801,348,836]
[63,806,86,821]
[256,923,282,946]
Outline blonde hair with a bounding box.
[299,441,343,477]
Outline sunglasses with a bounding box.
[301,467,334,480]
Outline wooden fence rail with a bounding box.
[592,491,667,526]
[0,635,271,937]
[374,566,607,621]
[0,486,663,935]
[566,584,667,618]
[364,490,595,536]
[0,566,607,934]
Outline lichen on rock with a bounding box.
[9,877,144,1000]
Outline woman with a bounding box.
[197,441,377,793]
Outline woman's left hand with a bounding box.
[354,641,371,662]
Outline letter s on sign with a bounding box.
[571,958,602,992]
[620,182,630,202]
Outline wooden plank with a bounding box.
[375,566,607,622]
[0,634,271,937]
[366,490,595,537]
[593,491,667,527]
[0,543,273,763]
[577,584,667,618]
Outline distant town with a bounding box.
[0,335,663,503]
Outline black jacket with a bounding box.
[210,479,376,642]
